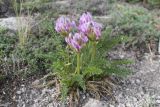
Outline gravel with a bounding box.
[9,52,158,107]
[15,86,60,107]
[0,51,160,107]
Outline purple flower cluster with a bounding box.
[65,33,88,52]
[78,21,102,40]
[79,12,92,24]
[55,12,102,52]
[55,16,76,36]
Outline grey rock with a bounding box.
[135,79,141,84]
[156,99,160,104]
[156,96,160,99]
[0,0,13,17]
[16,91,22,95]
[125,103,132,107]
[0,17,34,32]
[82,95,86,99]
[118,103,125,107]
[0,103,11,107]
[83,98,107,107]
[109,104,114,107]
[32,80,40,86]
[132,97,137,102]
[21,87,26,93]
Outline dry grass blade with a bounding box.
[86,78,116,101]
[69,88,79,107]
[86,82,101,100]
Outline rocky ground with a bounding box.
[0,50,160,107]
[0,0,160,107]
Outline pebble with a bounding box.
[135,79,141,84]
[32,80,40,86]
[156,96,160,99]
[109,104,114,107]
[118,103,125,107]
[83,98,106,107]
[156,99,160,104]
[126,103,132,107]
[132,97,137,102]
[82,95,86,99]
[16,91,22,95]
[21,87,26,93]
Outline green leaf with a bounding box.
[104,66,131,77]
[83,66,103,79]
[61,84,69,102]
[71,74,86,90]
[111,59,133,65]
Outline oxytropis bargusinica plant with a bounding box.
[54,12,131,102]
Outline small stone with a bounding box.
[32,80,40,86]
[109,104,114,107]
[48,103,54,107]
[83,98,107,107]
[21,87,26,93]
[135,79,141,84]
[16,91,22,95]
[120,55,125,59]
[156,99,160,104]
[142,87,147,93]
[118,104,125,107]
[82,95,86,99]
[21,84,25,87]
[2,91,6,94]
[156,96,160,99]
[126,103,131,107]
[132,97,137,102]
[130,80,135,84]
[12,95,16,100]
[86,93,89,97]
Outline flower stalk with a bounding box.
[76,52,80,74]
[91,41,96,61]
[55,12,102,75]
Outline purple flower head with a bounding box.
[91,21,102,40]
[55,16,76,36]
[65,33,88,52]
[78,22,90,34]
[79,12,93,24]
[78,21,102,41]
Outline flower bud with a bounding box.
[78,21,102,41]
[55,16,76,36]
[65,33,88,52]
[79,12,93,24]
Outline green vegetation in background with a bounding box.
[12,0,53,11]
[108,4,160,47]
[126,0,160,7]
[148,0,160,6]
[126,0,141,3]
[0,19,60,78]
[70,0,116,15]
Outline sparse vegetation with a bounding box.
[108,4,160,49]
[0,0,160,106]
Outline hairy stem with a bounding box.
[67,45,70,63]
[76,52,80,74]
[91,41,96,61]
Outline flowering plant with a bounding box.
[53,12,131,104]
